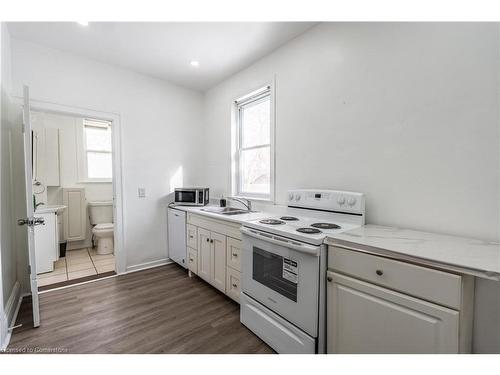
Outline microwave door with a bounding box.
[175,190,196,204]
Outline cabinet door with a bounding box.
[197,228,211,282]
[210,231,226,293]
[34,213,57,274]
[62,188,86,242]
[327,271,459,354]
[226,237,241,272]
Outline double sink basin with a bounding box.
[201,206,255,216]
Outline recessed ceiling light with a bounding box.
[77,21,89,26]
[190,61,200,67]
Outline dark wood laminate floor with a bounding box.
[8,264,274,354]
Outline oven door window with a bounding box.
[252,246,298,302]
[175,191,195,203]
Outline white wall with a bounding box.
[10,38,205,270]
[202,23,500,352]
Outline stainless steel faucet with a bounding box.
[227,197,252,211]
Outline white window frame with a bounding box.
[232,83,275,201]
[76,118,113,183]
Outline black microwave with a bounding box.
[174,188,209,206]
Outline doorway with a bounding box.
[26,100,125,291]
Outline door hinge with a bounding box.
[28,265,31,275]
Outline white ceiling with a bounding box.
[7,22,317,91]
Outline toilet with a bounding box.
[88,201,114,255]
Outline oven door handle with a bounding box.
[240,227,321,256]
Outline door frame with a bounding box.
[15,97,126,275]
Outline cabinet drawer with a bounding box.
[226,267,241,303]
[187,213,242,239]
[186,224,197,249]
[226,237,241,272]
[328,246,462,309]
[187,247,198,275]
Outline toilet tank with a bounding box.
[88,201,113,225]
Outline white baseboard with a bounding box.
[125,258,173,274]
[1,282,23,351]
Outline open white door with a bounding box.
[19,85,41,327]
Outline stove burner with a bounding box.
[260,219,285,225]
[311,223,341,230]
[280,216,299,221]
[297,227,322,234]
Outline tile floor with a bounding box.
[37,248,115,288]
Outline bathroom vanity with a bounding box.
[34,205,66,274]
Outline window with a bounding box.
[234,86,273,200]
[80,118,112,181]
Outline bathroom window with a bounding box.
[233,85,274,201]
[77,118,113,182]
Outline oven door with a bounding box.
[241,227,321,337]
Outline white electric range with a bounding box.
[240,189,365,354]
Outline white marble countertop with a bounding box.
[325,225,500,281]
[169,204,271,224]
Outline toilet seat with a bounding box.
[94,223,114,231]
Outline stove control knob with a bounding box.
[347,197,356,207]
[295,193,301,201]
[288,192,294,201]
[337,196,346,205]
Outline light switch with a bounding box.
[138,187,146,198]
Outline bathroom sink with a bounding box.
[201,207,255,215]
[35,205,67,214]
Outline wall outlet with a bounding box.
[138,187,146,198]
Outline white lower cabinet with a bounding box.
[34,212,58,274]
[187,213,242,303]
[326,246,473,354]
[197,228,212,282]
[196,227,226,293]
[211,232,227,292]
[327,271,459,353]
[225,236,242,303]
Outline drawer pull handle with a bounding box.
[210,239,213,243]
[206,238,209,242]
[232,283,238,288]
[189,258,194,262]
[327,276,333,282]
[376,269,384,276]
[232,253,238,257]
[189,235,193,238]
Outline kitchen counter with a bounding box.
[325,224,500,281]
[169,204,271,224]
